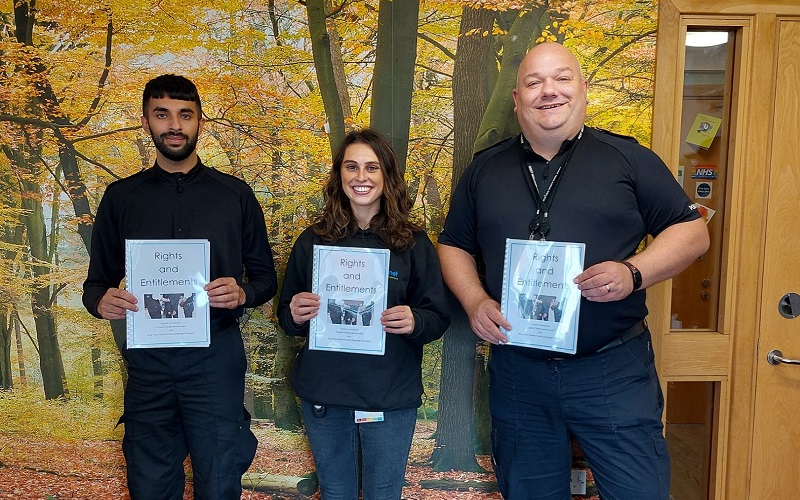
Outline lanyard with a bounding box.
[522,127,583,240]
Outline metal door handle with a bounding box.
[767,350,800,365]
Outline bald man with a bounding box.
[438,43,709,499]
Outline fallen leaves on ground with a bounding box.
[0,421,594,499]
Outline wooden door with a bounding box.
[651,2,800,498]
[749,19,800,498]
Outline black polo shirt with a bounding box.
[440,126,699,357]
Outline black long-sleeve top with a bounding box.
[278,227,450,411]
[83,160,277,328]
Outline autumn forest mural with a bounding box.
[0,0,658,497]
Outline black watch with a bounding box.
[621,261,642,291]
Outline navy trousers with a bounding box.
[489,330,669,500]
[119,324,257,500]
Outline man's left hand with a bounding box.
[574,261,633,302]
[205,277,245,309]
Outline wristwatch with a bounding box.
[621,261,642,291]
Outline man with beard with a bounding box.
[82,74,277,499]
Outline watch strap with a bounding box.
[621,260,642,291]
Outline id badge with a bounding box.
[354,411,384,423]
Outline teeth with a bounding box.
[353,186,370,193]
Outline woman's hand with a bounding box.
[381,305,415,335]
[290,292,320,325]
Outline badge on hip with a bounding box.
[354,411,384,424]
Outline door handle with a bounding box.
[767,350,800,366]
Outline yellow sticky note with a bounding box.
[686,113,722,148]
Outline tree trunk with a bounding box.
[431,292,483,472]
[4,141,68,399]
[473,347,492,454]
[241,472,318,496]
[474,4,548,152]
[109,319,128,386]
[271,329,302,430]
[0,309,11,388]
[0,225,23,389]
[325,0,352,125]
[271,273,302,430]
[369,0,419,175]
[15,313,26,385]
[431,5,495,473]
[21,177,67,400]
[306,0,346,153]
[13,4,98,255]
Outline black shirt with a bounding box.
[278,227,450,411]
[439,127,700,357]
[83,160,277,328]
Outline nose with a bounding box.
[540,77,557,96]
[356,167,367,180]
[168,115,181,131]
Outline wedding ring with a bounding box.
[605,284,611,292]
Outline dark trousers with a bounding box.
[489,330,669,500]
[119,325,257,500]
[301,402,416,499]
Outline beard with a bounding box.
[151,130,198,162]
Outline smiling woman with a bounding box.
[277,128,451,499]
[340,142,385,229]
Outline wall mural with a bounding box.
[0,0,657,497]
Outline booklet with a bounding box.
[125,239,211,348]
[310,245,389,355]
[500,239,585,354]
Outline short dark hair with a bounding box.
[142,74,202,116]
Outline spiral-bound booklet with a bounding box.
[500,238,584,354]
[310,245,389,355]
[125,239,210,348]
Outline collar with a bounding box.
[154,158,204,183]
[520,126,585,160]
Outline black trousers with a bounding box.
[119,324,257,499]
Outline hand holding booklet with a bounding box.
[500,239,584,354]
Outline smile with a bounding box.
[162,133,187,143]
[538,103,565,110]
[351,185,373,193]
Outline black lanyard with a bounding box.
[522,127,583,240]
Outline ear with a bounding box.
[141,115,150,134]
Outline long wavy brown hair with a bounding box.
[313,129,420,251]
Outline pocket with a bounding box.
[621,331,655,371]
[652,431,670,498]
[234,408,258,475]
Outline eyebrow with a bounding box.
[153,106,195,114]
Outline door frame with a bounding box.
[650,1,800,498]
